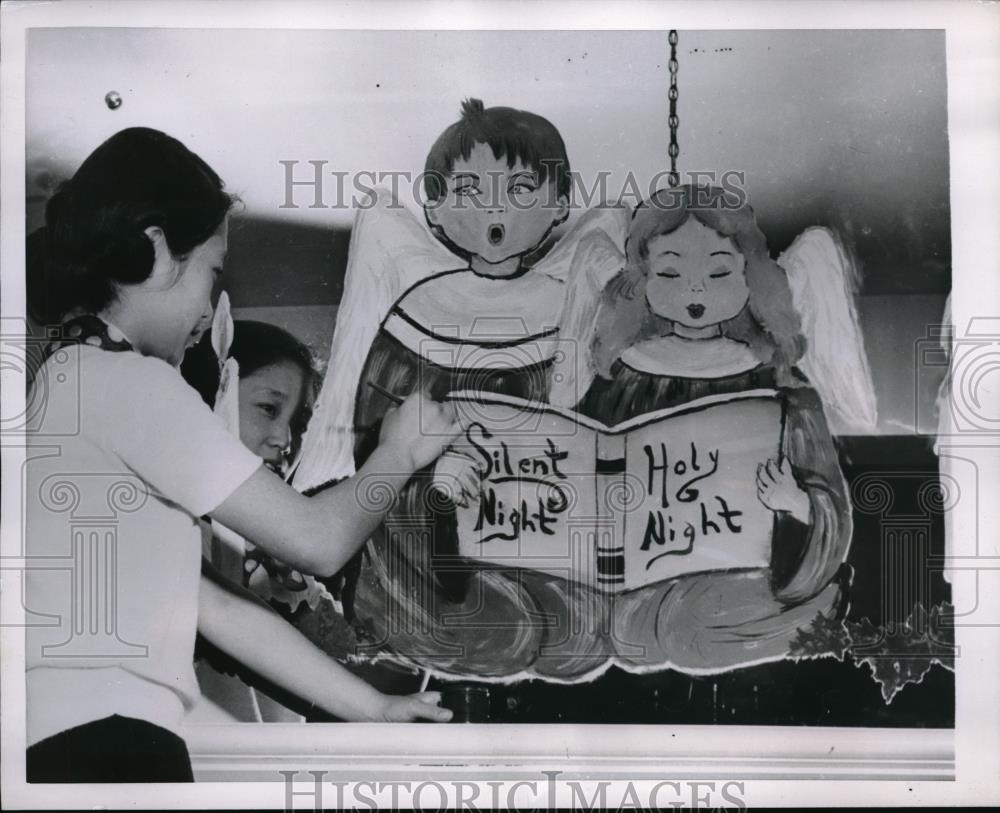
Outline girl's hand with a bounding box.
[375,691,453,723]
[756,458,811,524]
[431,449,484,508]
[379,392,463,472]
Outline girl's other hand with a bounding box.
[376,691,453,723]
[379,392,463,472]
[431,449,484,508]
[756,458,811,524]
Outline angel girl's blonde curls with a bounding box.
[591,186,806,381]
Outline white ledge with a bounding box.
[183,723,954,782]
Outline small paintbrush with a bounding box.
[366,380,405,405]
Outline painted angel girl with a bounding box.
[295,100,626,679]
[559,184,877,673]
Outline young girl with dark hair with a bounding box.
[182,320,324,601]
[581,186,852,672]
[183,319,358,722]
[183,319,320,471]
[25,128,457,782]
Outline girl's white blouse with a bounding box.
[24,346,261,746]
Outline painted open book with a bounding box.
[446,389,787,593]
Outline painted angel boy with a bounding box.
[295,99,626,679]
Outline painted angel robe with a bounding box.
[579,335,851,672]
[349,268,612,679]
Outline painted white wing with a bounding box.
[778,226,878,432]
[533,204,629,284]
[548,224,629,407]
[293,186,462,491]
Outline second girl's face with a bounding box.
[643,217,749,330]
[237,360,308,466]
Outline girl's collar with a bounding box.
[97,318,133,346]
[48,314,135,357]
[619,334,762,379]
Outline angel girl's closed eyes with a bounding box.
[294,99,627,679]
[571,184,877,672]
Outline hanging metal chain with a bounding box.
[668,29,680,187]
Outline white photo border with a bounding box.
[2,0,998,808]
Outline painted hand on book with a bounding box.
[431,449,485,508]
[756,458,811,524]
[374,691,453,723]
[379,392,463,473]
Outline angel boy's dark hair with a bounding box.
[422,98,571,202]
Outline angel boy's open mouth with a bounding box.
[686,304,706,319]
[488,224,505,246]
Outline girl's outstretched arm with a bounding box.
[211,391,462,577]
[197,560,452,722]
